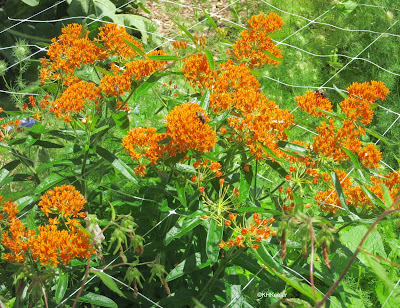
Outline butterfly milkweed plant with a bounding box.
[1,11,400,308]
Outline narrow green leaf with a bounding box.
[220,38,234,46]
[263,50,282,63]
[111,111,129,133]
[201,9,218,28]
[55,272,68,304]
[0,160,20,186]
[331,171,350,212]
[96,146,138,184]
[34,173,64,194]
[91,270,126,298]
[174,21,195,42]
[278,141,309,154]
[333,84,347,99]
[209,108,230,126]
[166,252,211,281]
[121,37,146,57]
[363,252,395,291]
[110,202,116,221]
[132,74,163,102]
[205,219,223,263]
[341,146,361,169]
[146,55,178,61]
[78,292,118,308]
[36,160,74,172]
[379,183,392,208]
[366,128,395,145]
[165,213,203,245]
[203,50,215,70]
[138,2,150,14]
[33,140,64,148]
[200,90,210,110]
[91,125,110,135]
[94,66,113,76]
[354,179,386,209]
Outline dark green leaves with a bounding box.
[96,146,138,184]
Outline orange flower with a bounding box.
[40,23,106,85]
[98,23,144,59]
[164,103,217,155]
[228,13,284,68]
[125,50,169,80]
[347,80,389,103]
[295,90,333,117]
[38,185,86,217]
[122,127,168,166]
[49,81,99,119]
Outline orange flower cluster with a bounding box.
[340,81,389,125]
[219,213,277,249]
[123,104,216,177]
[40,23,106,85]
[122,127,168,176]
[38,185,86,218]
[315,170,400,212]
[313,119,381,168]
[227,13,284,68]
[1,186,91,267]
[183,52,292,161]
[97,23,144,59]
[295,90,333,117]
[165,103,217,155]
[0,119,21,141]
[49,81,99,122]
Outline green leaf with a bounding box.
[138,2,150,14]
[220,38,234,46]
[165,211,203,245]
[16,195,37,212]
[366,128,395,145]
[21,0,39,6]
[271,270,323,302]
[363,252,394,291]
[262,50,282,63]
[96,146,138,184]
[278,141,309,154]
[379,183,393,208]
[239,170,251,203]
[78,292,118,308]
[340,225,387,265]
[205,219,223,263]
[340,146,361,169]
[209,108,230,126]
[174,20,195,42]
[146,55,178,61]
[132,74,163,102]
[333,84,348,99]
[55,271,68,304]
[175,164,196,173]
[200,90,210,111]
[166,252,211,282]
[34,173,64,194]
[331,171,349,212]
[0,160,20,186]
[91,270,126,298]
[121,37,146,57]
[201,9,218,28]
[95,66,113,76]
[35,160,74,172]
[203,50,215,70]
[111,111,129,133]
[33,140,64,148]
[354,179,386,209]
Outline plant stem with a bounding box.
[308,219,316,297]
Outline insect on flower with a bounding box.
[196,111,206,124]
[315,88,328,98]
